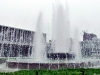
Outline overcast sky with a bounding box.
[0,0,100,41]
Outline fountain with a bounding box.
[52,2,70,53]
[33,12,45,63]
[73,28,81,61]
[2,0,100,70]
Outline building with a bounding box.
[0,25,46,57]
[83,32,97,41]
[81,32,100,58]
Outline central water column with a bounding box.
[52,2,70,53]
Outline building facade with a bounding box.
[0,25,46,57]
[81,32,100,58]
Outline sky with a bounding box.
[0,0,100,41]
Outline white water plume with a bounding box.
[33,12,45,62]
[52,1,70,53]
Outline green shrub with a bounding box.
[0,68,100,75]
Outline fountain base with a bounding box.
[6,61,100,69]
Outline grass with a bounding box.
[0,68,100,75]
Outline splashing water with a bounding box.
[33,12,45,62]
[52,1,70,53]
